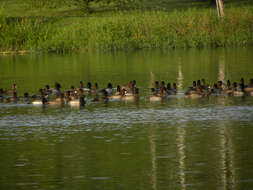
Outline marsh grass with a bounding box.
[1,6,253,53]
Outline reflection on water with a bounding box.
[1,48,253,190]
[177,124,186,190]
[149,124,157,190]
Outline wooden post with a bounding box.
[216,0,224,18]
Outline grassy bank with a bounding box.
[1,6,253,53]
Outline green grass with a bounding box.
[0,0,253,53]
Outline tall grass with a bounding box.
[1,6,253,53]
[24,0,69,9]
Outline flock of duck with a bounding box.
[0,78,253,107]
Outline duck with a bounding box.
[48,93,65,105]
[51,82,61,96]
[79,81,84,89]
[166,83,176,95]
[68,89,86,106]
[219,81,233,95]
[44,85,52,98]
[80,82,92,93]
[233,91,244,96]
[223,80,233,93]
[201,79,207,90]
[32,96,48,105]
[172,83,177,94]
[64,91,72,103]
[30,88,46,100]
[239,78,246,91]
[6,91,19,103]
[244,78,253,93]
[247,91,253,96]
[6,83,17,95]
[161,81,166,90]
[19,92,31,104]
[109,85,122,100]
[120,80,138,97]
[105,83,113,96]
[148,96,164,101]
[121,88,139,101]
[70,85,78,99]
[68,96,85,106]
[232,82,244,96]
[93,89,109,103]
[245,87,253,93]
[147,87,167,101]
[0,88,5,102]
[185,83,203,98]
[153,81,160,95]
[91,82,99,95]
[221,89,233,96]
[185,93,203,99]
[84,82,92,93]
[3,97,11,103]
[214,80,225,95]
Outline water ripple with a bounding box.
[0,105,253,128]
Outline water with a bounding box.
[0,48,253,190]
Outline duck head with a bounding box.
[167,83,171,90]
[227,80,231,88]
[79,81,84,89]
[232,82,238,90]
[173,83,177,90]
[218,81,223,89]
[107,83,113,89]
[87,82,92,90]
[94,83,99,90]
[55,82,61,90]
[155,81,159,89]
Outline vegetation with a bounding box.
[0,0,253,53]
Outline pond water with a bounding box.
[0,48,253,190]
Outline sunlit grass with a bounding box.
[0,6,253,53]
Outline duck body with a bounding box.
[232,90,244,97]
[48,97,65,105]
[185,93,203,99]
[105,88,113,96]
[68,97,86,106]
[19,97,31,104]
[4,97,19,103]
[32,100,44,105]
[109,95,122,100]
[245,87,253,93]
[32,98,47,105]
[185,90,203,98]
[221,89,233,95]
[166,89,176,95]
[121,95,139,101]
[247,91,253,96]
[147,95,166,102]
[81,88,91,94]
[51,89,61,96]
[68,99,80,106]
[93,97,108,104]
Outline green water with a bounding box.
[1,48,253,190]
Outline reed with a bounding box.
[0,6,253,53]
